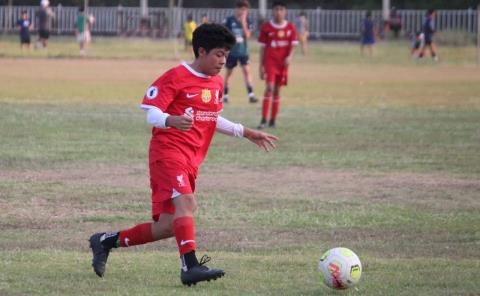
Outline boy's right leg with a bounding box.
[259,82,274,129]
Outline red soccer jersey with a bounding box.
[258,20,298,68]
[141,62,223,168]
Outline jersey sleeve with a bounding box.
[258,23,268,46]
[290,23,299,45]
[141,70,178,112]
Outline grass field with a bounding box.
[1,36,480,295]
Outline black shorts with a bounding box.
[226,55,249,69]
[39,29,50,39]
[20,35,31,44]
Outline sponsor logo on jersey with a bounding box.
[201,89,212,103]
[146,86,158,100]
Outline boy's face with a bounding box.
[235,6,249,19]
[273,6,287,22]
[198,47,229,76]
[22,13,28,19]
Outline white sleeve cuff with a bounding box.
[141,105,170,129]
[216,116,244,138]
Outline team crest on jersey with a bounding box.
[146,86,158,100]
[278,30,285,38]
[201,89,212,103]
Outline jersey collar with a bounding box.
[181,62,210,78]
[270,20,288,29]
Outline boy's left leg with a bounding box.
[173,194,225,286]
[270,84,281,128]
[240,57,257,103]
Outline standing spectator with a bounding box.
[222,0,258,104]
[361,11,376,57]
[183,14,197,53]
[419,9,438,61]
[389,7,402,39]
[75,6,95,55]
[17,10,33,51]
[294,11,309,56]
[257,1,298,129]
[36,0,54,49]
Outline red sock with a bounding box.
[262,91,272,120]
[118,223,153,247]
[271,96,280,122]
[173,216,196,255]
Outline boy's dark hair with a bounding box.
[299,11,306,17]
[21,10,28,15]
[187,14,193,21]
[192,23,236,58]
[79,6,85,12]
[366,11,372,18]
[235,0,250,9]
[272,1,286,8]
[427,9,435,16]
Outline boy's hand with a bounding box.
[166,115,193,131]
[259,66,265,80]
[244,128,278,152]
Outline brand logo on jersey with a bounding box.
[201,89,212,103]
[186,93,198,98]
[278,30,285,38]
[146,86,158,100]
[177,174,186,187]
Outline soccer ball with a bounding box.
[318,247,362,289]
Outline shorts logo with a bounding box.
[201,89,212,103]
[146,86,158,100]
[278,30,285,38]
[177,174,186,187]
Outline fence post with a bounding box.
[477,5,480,66]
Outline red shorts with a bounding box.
[149,159,197,221]
[264,64,288,86]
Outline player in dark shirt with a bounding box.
[17,10,33,50]
[419,9,438,61]
[361,11,376,57]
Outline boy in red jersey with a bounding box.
[258,1,298,129]
[88,23,277,286]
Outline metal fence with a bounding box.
[0,6,478,38]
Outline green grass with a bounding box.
[0,37,479,295]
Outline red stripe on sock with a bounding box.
[173,216,196,255]
[118,223,153,247]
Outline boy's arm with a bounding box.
[259,45,265,80]
[216,116,277,152]
[240,13,252,39]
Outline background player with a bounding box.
[89,23,278,287]
[294,11,309,56]
[360,11,376,57]
[17,10,33,51]
[183,14,197,53]
[222,0,257,104]
[419,9,438,61]
[258,1,298,129]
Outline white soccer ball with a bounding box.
[318,247,362,289]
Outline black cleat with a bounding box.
[249,95,258,103]
[268,120,276,128]
[89,232,111,277]
[223,96,229,103]
[181,255,225,286]
[257,119,267,130]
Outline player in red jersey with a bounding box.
[257,1,298,129]
[88,23,278,286]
